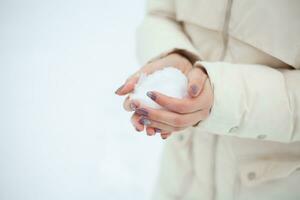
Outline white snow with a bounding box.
[130,67,188,109]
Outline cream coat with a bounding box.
[136,0,300,199]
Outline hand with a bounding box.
[130,78,213,139]
[115,53,213,139]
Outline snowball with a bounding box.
[130,67,188,109]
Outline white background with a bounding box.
[0,0,164,199]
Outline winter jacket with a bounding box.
[136,0,300,199]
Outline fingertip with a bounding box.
[114,84,125,95]
[146,127,155,136]
[160,132,171,140]
[135,126,143,132]
[131,114,144,131]
[136,125,144,132]
[160,134,168,140]
[187,68,207,98]
[117,76,140,95]
[118,84,132,95]
[146,91,157,101]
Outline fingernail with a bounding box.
[135,108,148,116]
[130,102,137,111]
[139,117,151,126]
[114,84,124,94]
[190,85,199,96]
[147,91,156,101]
[154,128,161,133]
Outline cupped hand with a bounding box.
[115,53,213,139]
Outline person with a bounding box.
[115,0,300,199]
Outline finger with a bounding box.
[123,96,131,111]
[150,128,170,136]
[146,91,198,113]
[196,78,214,110]
[123,98,140,112]
[146,127,156,136]
[146,89,212,114]
[131,114,144,132]
[187,67,207,97]
[135,107,180,126]
[135,106,210,127]
[115,72,140,95]
[138,116,186,132]
[154,128,162,134]
[161,132,171,140]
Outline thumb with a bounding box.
[187,67,207,98]
[115,72,140,96]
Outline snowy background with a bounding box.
[0,0,164,199]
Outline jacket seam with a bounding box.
[220,0,234,61]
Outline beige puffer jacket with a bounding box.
[136,0,300,199]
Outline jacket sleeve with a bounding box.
[136,0,200,65]
[195,61,300,143]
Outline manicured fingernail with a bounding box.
[154,128,161,133]
[190,85,198,96]
[130,102,137,111]
[114,84,124,94]
[135,108,148,116]
[139,117,151,126]
[147,91,156,101]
